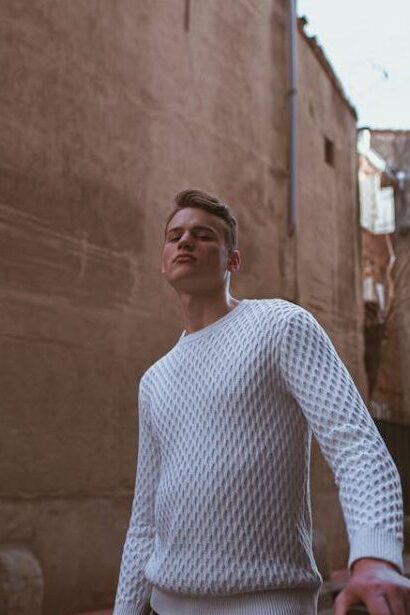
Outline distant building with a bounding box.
[357,128,410,524]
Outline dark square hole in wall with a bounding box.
[324,136,335,167]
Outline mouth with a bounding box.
[174,255,196,263]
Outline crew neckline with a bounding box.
[177,299,251,345]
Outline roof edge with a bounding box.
[298,16,358,120]
[369,128,410,135]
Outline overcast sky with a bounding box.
[297,0,410,130]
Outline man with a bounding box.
[114,189,409,615]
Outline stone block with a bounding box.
[0,546,43,615]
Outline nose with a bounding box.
[178,231,194,249]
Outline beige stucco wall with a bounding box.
[296,27,364,570]
[0,2,290,613]
[1,1,368,610]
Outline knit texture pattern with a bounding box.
[113,298,403,615]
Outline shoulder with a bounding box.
[248,297,314,329]
[137,346,177,395]
[138,362,160,393]
[252,299,334,355]
[137,370,151,404]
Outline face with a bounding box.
[161,208,240,295]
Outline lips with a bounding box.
[174,254,196,263]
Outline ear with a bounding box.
[228,250,241,272]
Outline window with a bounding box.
[324,137,335,167]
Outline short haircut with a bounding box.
[164,189,239,252]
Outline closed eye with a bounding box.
[168,234,213,242]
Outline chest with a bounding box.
[149,333,286,442]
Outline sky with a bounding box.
[297,0,410,130]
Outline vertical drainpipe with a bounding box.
[288,0,297,236]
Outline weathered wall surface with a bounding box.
[370,131,410,425]
[297,24,364,570]
[0,1,289,613]
[1,1,368,609]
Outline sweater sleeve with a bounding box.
[279,306,403,572]
[113,376,161,615]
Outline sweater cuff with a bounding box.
[113,601,148,615]
[348,527,403,573]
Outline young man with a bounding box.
[113,189,409,615]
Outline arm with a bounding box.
[278,307,404,572]
[280,308,403,570]
[113,377,161,615]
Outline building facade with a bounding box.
[358,129,410,525]
[0,2,361,612]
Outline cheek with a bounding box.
[162,247,172,262]
[206,249,227,268]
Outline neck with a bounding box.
[177,291,241,335]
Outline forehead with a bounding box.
[166,208,225,236]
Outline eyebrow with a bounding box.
[165,225,218,236]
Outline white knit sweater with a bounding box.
[113,298,403,615]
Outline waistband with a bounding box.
[150,585,319,615]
